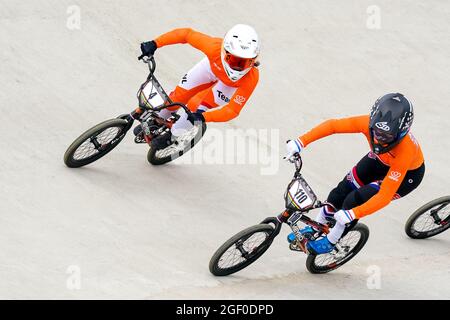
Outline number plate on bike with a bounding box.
[285,177,317,211]
[138,79,165,110]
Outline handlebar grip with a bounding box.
[138,54,155,63]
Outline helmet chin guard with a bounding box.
[222,24,260,82]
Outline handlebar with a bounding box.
[137,55,194,116]
[139,55,156,76]
[292,153,303,178]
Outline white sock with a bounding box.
[327,222,346,244]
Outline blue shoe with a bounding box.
[287,226,315,243]
[307,237,335,254]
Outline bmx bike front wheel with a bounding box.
[209,224,275,276]
[64,118,128,168]
[405,196,450,239]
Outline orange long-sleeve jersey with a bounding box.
[298,115,424,218]
[154,28,259,122]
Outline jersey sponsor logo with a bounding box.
[234,95,246,105]
[375,122,390,131]
[181,74,188,84]
[216,90,230,103]
[388,171,402,181]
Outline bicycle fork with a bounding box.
[430,203,450,226]
[284,212,318,253]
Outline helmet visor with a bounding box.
[372,128,395,144]
[224,50,255,71]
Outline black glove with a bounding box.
[139,40,157,59]
[187,111,205,125]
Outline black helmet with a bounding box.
[369,93,414,154]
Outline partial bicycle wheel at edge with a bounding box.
[209,224,275,276]
[64,118,129,168]
[306,223,369,274]
[147,122,206,165]
[405,196,450,239]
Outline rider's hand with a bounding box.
[334,209,355,225]
[284,138,303,162]
[140,40,157,58]
[187,111,205,125]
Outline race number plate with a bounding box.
[285,177,317,211]
[138,79,165,109]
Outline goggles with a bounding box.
[224,50,255,71]
[372,128,396,144]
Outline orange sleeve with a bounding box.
[203,71,259,122]
[154,28,217,56]
[352,154,411,218]
[299,115,369,147]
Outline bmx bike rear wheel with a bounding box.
[306,223,369,274]
[147,122,206,165]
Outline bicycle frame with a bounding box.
[118,56,194,144]
[261,155,334,254]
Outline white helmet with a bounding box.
[221,24,260,82]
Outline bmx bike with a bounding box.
[64,55,206,167]
[209,155,370,275]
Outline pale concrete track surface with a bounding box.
[0,0,449,299]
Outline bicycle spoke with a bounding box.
[73,127,121,161]
[155,125,199,159]
[313,230,361,267]
[412,203,450,233]
[217,231,268,270]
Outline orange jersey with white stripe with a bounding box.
[155,28,259,122]
[299,115,424,218]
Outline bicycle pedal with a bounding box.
[134,136,146,144]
